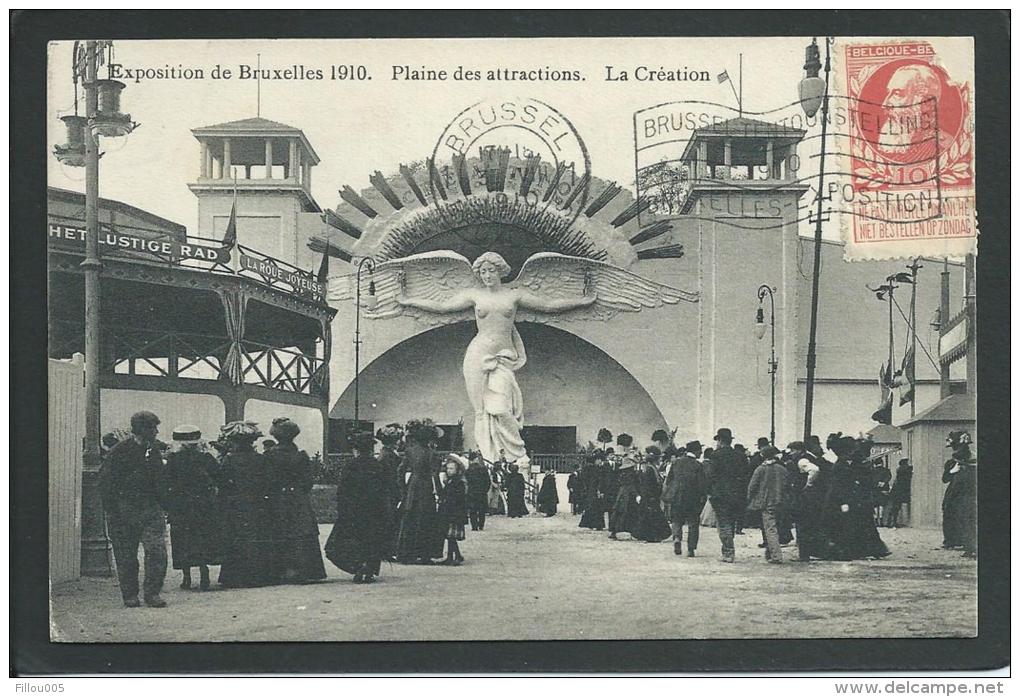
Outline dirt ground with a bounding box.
[50,512,977,642]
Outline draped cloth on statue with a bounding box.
[464,326,527,464]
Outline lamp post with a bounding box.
[54,40,137,576]
[352,256,376,427]
[755,285,778,446]
[799,36,832,442]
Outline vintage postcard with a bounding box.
[41,32,985,654]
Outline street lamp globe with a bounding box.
[365,279,378,311]
[799,38,826,118]
[92,79,136,138]
[755,306,767,340]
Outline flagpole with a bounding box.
[739,53,743,117]
[908,258,920,417]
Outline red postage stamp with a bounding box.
[841,39,976,260]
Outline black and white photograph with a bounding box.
[11,9,1010,679]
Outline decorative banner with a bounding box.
[48,222,231,264]
[839,38,977,261]
[239,253,326,301]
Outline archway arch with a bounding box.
[330,321,670,452]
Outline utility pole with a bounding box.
[80,40,113,575]
[801,38,831,442]
[939,259,951,399]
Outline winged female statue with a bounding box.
[329,250,698,465]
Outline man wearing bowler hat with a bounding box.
[662,440,708,557]
[707,427,747,562]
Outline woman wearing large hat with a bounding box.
[394,419,445,564]
[325,431,394,583]
[216,421,278,588]
[265,417,327,583]
[633,446,672,543]
[608,453,641,540]
[822,436,890,560]
[163,425,222,591]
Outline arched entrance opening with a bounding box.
[330,321,669,454]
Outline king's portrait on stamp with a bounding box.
[40,32,983,654]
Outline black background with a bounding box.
[11,9,1010,674]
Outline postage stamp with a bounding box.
[840,39,977,261]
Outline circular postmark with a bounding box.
[427,96,592,228]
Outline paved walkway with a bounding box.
[50,513,976,642]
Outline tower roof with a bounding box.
[679,116,806,163]
[695,116,806,138]
[191,117,320,164]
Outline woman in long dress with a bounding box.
[216,421,278,588]
[395,420,445,564]
[634,449,672,542]
[504,463,529,518]
[578,457,606,530]
[325,431,393,583]
[537,471,559,517]
[265,418,327,583]
[823,437,890,560]
[163,425,222,591]
[396,252,596,464]
[609,455,641,540]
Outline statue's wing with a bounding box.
[327,250,477,325]
[511,252,698,322]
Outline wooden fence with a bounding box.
[49,355,85,584]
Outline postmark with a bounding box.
[428,96,592,228]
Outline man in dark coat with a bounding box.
[885,458,913,528]
[465,452,492,530]
[566,466,582,515]
[325,432,393,583]
[746,445,792,563]
[663,440,708,557]
[99,411,168,608]
[785,441,824,561]
[707,427,747,562]
[537,471,559,516]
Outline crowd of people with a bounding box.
[97,409,976,609]
[572,426,977,564]
[97,413,558,608]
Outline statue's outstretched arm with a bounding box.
[397,289,474,314]
[517,289,596,313]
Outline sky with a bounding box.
[46,36,974,243]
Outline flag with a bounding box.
[898,346,916,406]
[872,362,893,424]
[316,247,329,283]
[717,70,730,84]
[222,200,237,248]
